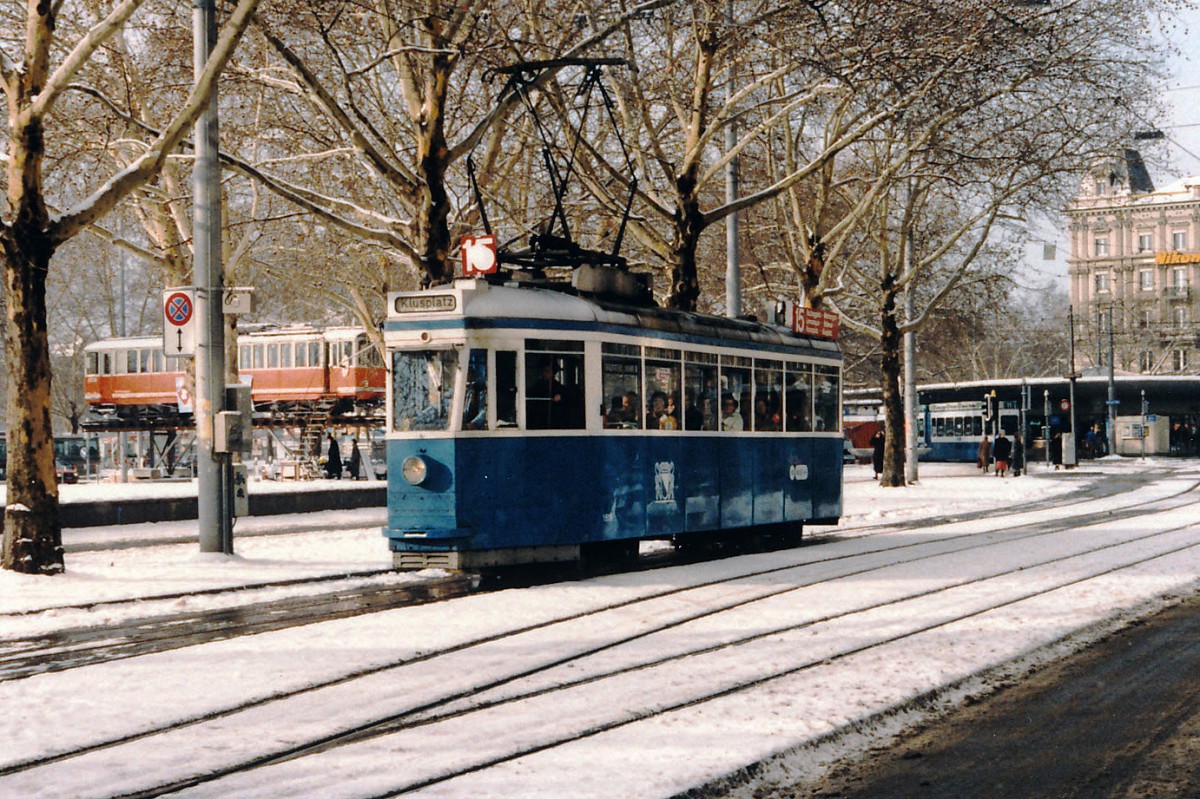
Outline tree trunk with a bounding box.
[1,229,63,574]
[417,56,454,287]
[667,180,704,311]
[879,278,906,488]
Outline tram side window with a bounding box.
[280,342,293,368]
[813,365,840,432]
[295,342,309,368]
[644,347,681,430]
[140,349,153,373]
[86,352,98,376]
[785,363,813,432]
[126,350,138,373]
[331,341,352,368]
[359,340,384,368]
[239,346,252,371]
[267,343,280,368]
[720,356,751,432]
[462,349,488,431]
[392,349,456,432]
[970,417,983,436]
[253,344,265,370]
[684,352,718,431]
[525,341,585,430]
[602,343,642,429]
[754,360,783,432]
[496,351,518,427]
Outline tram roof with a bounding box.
[846,373,1200,401]
[387,279,840,355]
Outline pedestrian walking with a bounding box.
[977,435,991,473]
[1012,433,1025,477]
[992,432,1012,478]
[870,428,885,480]
[325,434,343,480]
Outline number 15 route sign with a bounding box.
[162,288,197,357]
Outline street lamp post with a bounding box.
[1043,389,1051,467]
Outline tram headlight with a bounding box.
[401,456,429,486]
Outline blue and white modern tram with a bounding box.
[382,277,844,570]
[918,400,1020,461]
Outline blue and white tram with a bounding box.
[382,278,844,570]
[919,400,1020,461]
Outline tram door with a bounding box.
[524,341,585,430]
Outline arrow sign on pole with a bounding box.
[162,288,197,357]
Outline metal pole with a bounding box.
[1068,305,1078,465]
[1043,389,1050,467]
[1020,379,1028,474]
[724,2,740,320]
[1106,306,1117,457]
[118,247,128,483]
[1141,389,1146,460]
[194,0,232,554]
[903,269,918,484]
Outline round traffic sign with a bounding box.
[1059,398,1070,411]
[165,292,193,326]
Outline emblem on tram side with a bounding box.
[653,461,677,504]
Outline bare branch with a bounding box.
[48,0,262,245]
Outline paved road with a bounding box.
[779,589,1200,799]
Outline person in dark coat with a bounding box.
[348,439,362,480]
[325,434,343,479]
[992,433,1012,477]
[977,435,991,472]
[870,429,885,480]
[1050,432,1063,470]
[1012,433,1025,477]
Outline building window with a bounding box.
[1139,309,1154,328]
[1172,267,1189,289]
[1140,351,1155,372]
[1139,270,1154,291]
[1174,350,1188,371]
[1093,236,1108,256]
[1174,307,1189,328]
[1094,272,1110,293]
[1173,231,1188,251]
[1138,233,1153,252]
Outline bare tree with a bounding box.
[1,0,261,575]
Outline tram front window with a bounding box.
[393,349,457,432]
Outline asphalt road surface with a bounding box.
[776,589,1200,799]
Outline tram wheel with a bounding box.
[580,539,639,574]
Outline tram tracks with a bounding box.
[0,468,1172,682]
[0,575,473,681]
[3,473,1199,798]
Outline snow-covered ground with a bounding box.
[1,458,1198,798]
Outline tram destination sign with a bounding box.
[391,293,457,315]
[792,307,840,340]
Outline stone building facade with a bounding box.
[1066,149,1200,374]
